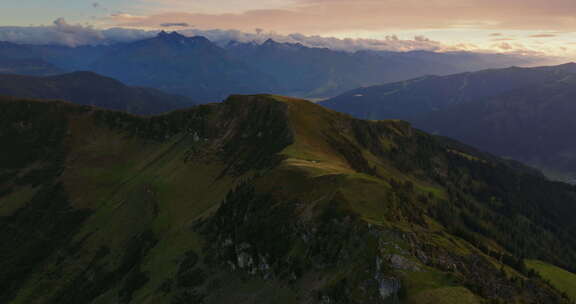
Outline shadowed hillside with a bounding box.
[0,72,197,115]
[321,63,576,181]
[322,63,576,121]
[414,73,576,181]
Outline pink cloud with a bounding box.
[112,0,576,33]
[529,33,557,38]
[492,38,516,41]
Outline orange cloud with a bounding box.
[492,38,516,41]
[529,34,557,38]
[112,0,576,33]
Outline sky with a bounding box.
[1,0,576,58]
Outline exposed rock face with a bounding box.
[375,256,402,300]
[388,254,420,271]
[377,278,402,300]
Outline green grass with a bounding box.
[406,287,480,304]
[5,95,576,303]
[0,186,37,216]
[526,260,576,301]
[339,173,392,223]
[401,268,456,295]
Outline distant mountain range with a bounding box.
[321,63,576,180]
[0,71,196,115]
[91,32,278,101]
[0,32,546,101]
[227,40,544,98]
[1,94,575,303]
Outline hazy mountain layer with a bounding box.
[0,34,546,101]
[0,72,196,115]
[91,32,278,101]
[0,42,63,76]
[322,63,576,120]
[227,40,542,98]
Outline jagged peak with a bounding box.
[262,38,279,46]
[226,40,241,47]
[156,30,186,40]
[260,39,309,51]
[226,40,258,48]
[188,35,211,43]
[154,31,215,48]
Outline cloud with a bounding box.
[0,17,448,52]
[0,18,441,51]
[178,28,445,52]
[493,42,514,50]
[110,13,146,20]
[113,0,576,33]
[160,22,191,27]
[490,33,503,36]
[0,18,567,62]
[0,18,153,47]
[492,38,516,41]
[0,17,443,51]
[529,33,557,38]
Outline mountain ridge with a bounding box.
[1,94,576,303]
[0,71,197,115]
[321,63,576,121]
[91,32,278,101]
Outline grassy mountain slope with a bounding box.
[1,95,575,303]
[526,260,576,301]
[0,72,197,115]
